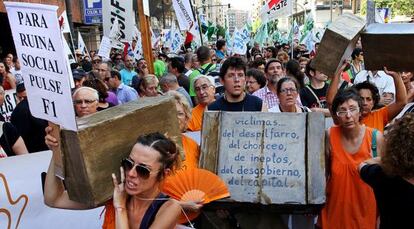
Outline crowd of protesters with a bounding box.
[1,34,413,229]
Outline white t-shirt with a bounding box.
[354,70,395,96]
[10,69,24,84]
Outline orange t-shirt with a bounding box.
[319,126,377,229]
[180,134,200,170]
[187,104,206,131]
[362,106,389,133]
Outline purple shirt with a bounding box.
[106,91,119,106]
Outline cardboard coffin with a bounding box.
[60,96,181,207]
[311,13,365,77]
[361,23,414,71]
[200,111,326,206]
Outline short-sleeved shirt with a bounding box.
[354,71,395,96]
[119,68,137,86]
[0,122,21,156]
[208,94,262,112]
[188,103,206,131]
[153,59,167,78]
[299,84,329,108]
[189,63,216,96]
[253,86,302,109]
[116,83,138,104]
[362,106,389,133]
[360,164,414,229]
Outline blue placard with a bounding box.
[83,0,102,24]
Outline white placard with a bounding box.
[172,0,196,31]
[0,151,104,228]
[5,2,77,131]
[102,0,134,42]
[0,89,17,122]
[97,36,112,59]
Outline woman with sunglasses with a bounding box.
[44,132,182,228]
[269,77,310,113]
[317,88,385,229]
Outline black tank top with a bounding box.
[139,193,169,229]
[208,94,263,111]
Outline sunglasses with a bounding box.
[121,158,158,179]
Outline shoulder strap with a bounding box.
[139,193,169,229]
[305,85,322,107]
[200,63,214,75]
[371,129,378,157]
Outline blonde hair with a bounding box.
[166,90,191,120]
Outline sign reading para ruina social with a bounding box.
[102,0,134,42]
[5,2,77,131]
[200,112,326,206]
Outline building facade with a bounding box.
[228,9,249,33]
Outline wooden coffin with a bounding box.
[361,23,414,71]
[200,111,326,208]
[60,96,181,207]
[311,13,365,77]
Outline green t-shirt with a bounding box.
[153,59,167,78]
[189,62,216,96]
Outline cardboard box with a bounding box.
[311,13,365,77]
[361,23,414,71]
[60,96,181,207]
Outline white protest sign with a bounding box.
[103,0,134,42]
[5,2,77,131]
[0,151,104,228]
[260,0,293,22]
[97,36,112,59]
[0,89,17,122]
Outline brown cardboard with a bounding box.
[60,96,181,207]
[361,23,414,71]
[311,13,365,77]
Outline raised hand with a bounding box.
[383,67,400,78]
[112,167,127,209]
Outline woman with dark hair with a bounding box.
[285,59,305,89]
[88,71,119,106]
[246,69,266,94]
[44,131,182,228]
[349,47,364,80]
[0,61,16,90]
[359,113,414,229]
[269,77,310,113]
[82,78,115,111]
[318,88,384,229]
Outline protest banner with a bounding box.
[200,112,326,206]
[97,36,112,59]
[260,0,293,23]
[102,0,134,42]
[0,151,103,228]
[5,2,77,131]
[0,89,17,122]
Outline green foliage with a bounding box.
[216,25,226,39]
[361,0,414,16]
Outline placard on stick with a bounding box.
[200,112,326,205]
[5,2,77,131]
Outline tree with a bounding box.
[216,25,226,39]
[361,0,414,17]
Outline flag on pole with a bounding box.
[77,32,89,56]
[58,10,71,33]
[109,18,125,50]
[254,23,268,46]
[260,0,293,23]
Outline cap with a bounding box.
[72,69,86,80]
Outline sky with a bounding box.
[221,0,255,11]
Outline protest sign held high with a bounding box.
[5,2,77,131]
[102,0,134,42]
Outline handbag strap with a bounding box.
[371,129,378,157]
[305,85,322,107]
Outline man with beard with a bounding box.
[208,57,265,111]
[120,55,137,86]
[252,59,285,109]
